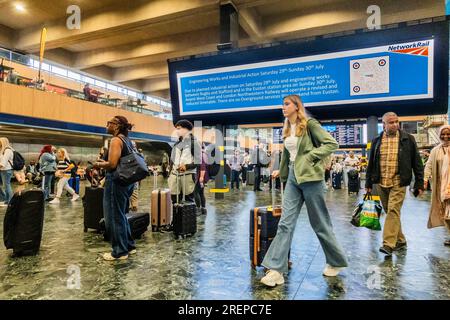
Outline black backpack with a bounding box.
[6,148,25,171]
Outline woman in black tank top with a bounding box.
[94,116,136,261]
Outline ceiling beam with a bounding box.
[263,0,443,40]
[113,61,168,82]
[0,24,14,48]
[74,27,219,69]
[141,78,170,92]
[14,0,219,52]
[238,7,265,42]
[81,65,115,81]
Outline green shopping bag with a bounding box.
[351,193,382,231]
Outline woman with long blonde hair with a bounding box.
[49,148,80,204]
[260,95,348,287]
[0,137,14,206]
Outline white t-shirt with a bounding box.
[0,148,14,171]
[284,123,300,162]
[344,156,359,169]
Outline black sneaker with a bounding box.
[160,225,173,233]
[444,239,450,246]
[379,246,393,256]
[201,208,207,215]
[394,241,407,251]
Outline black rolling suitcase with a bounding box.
[127,212,150,239]
[172,174,197,239]
[332,171,342,189]
[3,189,45,256]
[250,184,291,268]
[347,169,360,194]
[100,212,150,241]
[83,186,104,232]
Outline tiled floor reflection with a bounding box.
[0,178,449,300]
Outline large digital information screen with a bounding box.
[177,40,433,115]
[169,21,448,125]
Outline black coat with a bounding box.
[365,130,424,189]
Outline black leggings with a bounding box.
[194,180,206,208]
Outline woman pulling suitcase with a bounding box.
[260,94,348,287]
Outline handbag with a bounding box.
[351,192,383,231]
[113,136,149,186]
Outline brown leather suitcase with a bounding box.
[151,173,172,231]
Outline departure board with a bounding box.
[322,123,364,146]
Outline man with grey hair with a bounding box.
[365,112,424,257]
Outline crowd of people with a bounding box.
[0,95,449,287]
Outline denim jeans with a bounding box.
[262,166,348,274]
[103,173,135,258]
[0,169,13,204]
[231,170,240,189]
[42,172,55,200]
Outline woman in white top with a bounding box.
[260,95,348,287]
[0,137,15,206]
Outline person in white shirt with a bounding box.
[0,137,15,206]
[343,151,359,188]
[168,120,201,204]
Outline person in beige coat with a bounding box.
[424,124,450,246]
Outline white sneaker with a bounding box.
[49,198,60,204]
[71,194,80,202]
[323,264,345,277]
[260,269,284,287]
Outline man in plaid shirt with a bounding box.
[365,112,424,257]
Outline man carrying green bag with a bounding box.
[351,193,383,230]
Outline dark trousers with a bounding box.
[231,170,240,189]
[241,167,248,183]
[254,166,261,191]
[269,177,281,190]
[194,180,206,208]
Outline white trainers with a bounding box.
[49,198,60,204]
[71,194,80,202]
[102,253,128,261]
[323,264,345,277]
[260,269,284,287]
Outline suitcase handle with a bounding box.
[153,170,157,190]
[270,174,284,212]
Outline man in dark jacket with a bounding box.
[365,112,424,257]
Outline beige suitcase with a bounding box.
[151,173,172,231]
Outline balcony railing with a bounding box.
[0,47,172,120]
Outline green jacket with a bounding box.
[280,119,338,184]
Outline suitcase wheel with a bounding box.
[83,227,88,232]
[288,261,293,269]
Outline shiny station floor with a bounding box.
[0,177,449,300]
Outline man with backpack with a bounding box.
[0,137,24,206]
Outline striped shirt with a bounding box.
[57,159,74,178]
[380,131,401,188]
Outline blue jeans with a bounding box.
[231,170,240,189]
[103,173,135,258]
[42,172,55,200]
[0,170,13,204]
[262,166,348,274]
